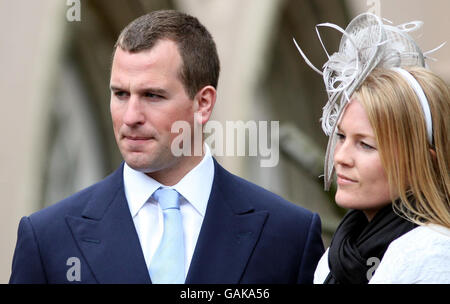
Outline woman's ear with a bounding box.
[194,85,217,125]
[429,148,437,161]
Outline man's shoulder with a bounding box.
[29,165,123,224]
[214,161,315,219]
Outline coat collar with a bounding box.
[185,159,268,283]
[66,160,268,284]
[66,163,151,283]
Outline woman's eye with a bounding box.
[361,141,376,150]
[336,133,345,141]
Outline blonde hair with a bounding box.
[354,67,450,228]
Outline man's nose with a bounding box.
[123,96,145,126]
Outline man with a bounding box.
[10,10,324,284]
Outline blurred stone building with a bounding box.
[1,0,448,283]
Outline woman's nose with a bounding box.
[334,139,354,168]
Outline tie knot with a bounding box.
[153,188,180,210]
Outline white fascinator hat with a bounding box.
[294,12,444,190]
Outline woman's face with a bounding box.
[333,98,392,221]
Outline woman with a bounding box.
[363,67,450,283]
[295,13,450,283]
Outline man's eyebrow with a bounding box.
[139,87,169,95]
[110,85,124,91]
[109,85,168,95]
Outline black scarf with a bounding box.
[324,203,417,284]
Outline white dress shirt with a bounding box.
[123,144,214,279]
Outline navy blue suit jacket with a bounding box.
[10,160,324,284]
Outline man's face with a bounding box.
[110,40,197,181]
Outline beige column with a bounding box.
[175,0,286,178]
[0,0,66,283]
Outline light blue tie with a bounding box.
[149,187,185,284]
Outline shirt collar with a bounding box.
[172,144,214,217]
[123,162,162,218]
[123,144,214,218]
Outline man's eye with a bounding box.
[114,91,129,98]
[144,92,163,99]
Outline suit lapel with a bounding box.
[185,160,268,284]
[66,164,151,284]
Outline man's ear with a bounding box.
[194,85,216,125]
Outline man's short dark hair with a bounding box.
[114,10,220,99]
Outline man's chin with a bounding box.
[123,154,155,172]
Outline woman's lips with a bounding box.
[336,173,357,185]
